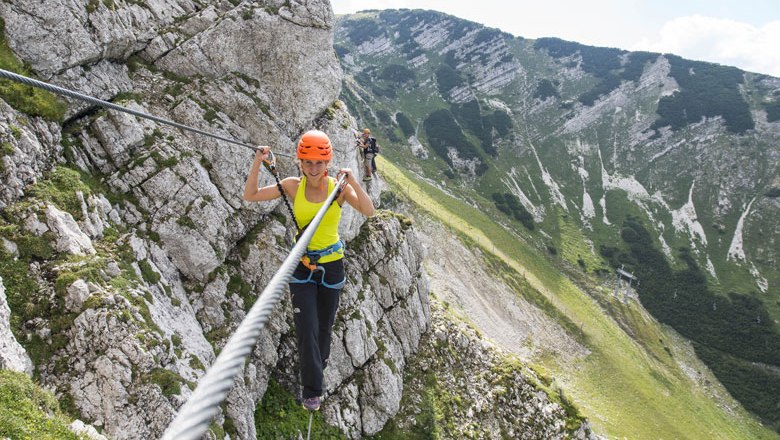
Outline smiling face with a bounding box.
[300,159,329,179]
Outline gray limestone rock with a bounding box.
[0,277,34,375]
[45,204,96,256]
[0,100,62,209]
[65,279,91,312]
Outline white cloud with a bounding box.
[633,15,780,77]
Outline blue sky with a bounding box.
[331,0,780,77]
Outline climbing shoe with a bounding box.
[303,396,321,411]
[363,176,372,181]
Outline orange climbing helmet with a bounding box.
[297,130,332,160]
[363,128,371,134]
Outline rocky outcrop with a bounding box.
[0,277,33,375]
[0,101,62,209]
[395,300,598,439]
[0,1,431,439]
[322,212,429,438]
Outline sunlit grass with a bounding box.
[377,155,778,440]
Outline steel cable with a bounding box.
[160,174,346,440]
[0,68,293,157]
[0,65,342,440]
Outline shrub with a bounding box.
[380,64,415,84]
[396,112,415,137]
[423,109,482,169]
[764,100,780,122]
[435,64,465,96]
[492,192,534,230]
[345,18,382,45]
[651,55,753,133]
[534,79,559,100]
[27,167,92,220]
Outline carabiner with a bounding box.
[261,149,278,176]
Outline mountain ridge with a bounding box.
[335,7,780,435]
[0,1,601,439]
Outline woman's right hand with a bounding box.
[255,146,271,162]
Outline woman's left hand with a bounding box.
[336,168,375,216]
[336,168,356,185]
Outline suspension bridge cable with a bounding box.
[160,174,346,440]
[0,68,293,157]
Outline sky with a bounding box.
[330,0,780,77]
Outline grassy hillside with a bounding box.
[336,9,780,429]
[377,155,778,439]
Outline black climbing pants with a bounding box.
[289,259,345,399]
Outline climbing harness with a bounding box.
[161,174,345,440]
[295,239,345,274]
[0,68,293,157]
[290,241,347,289]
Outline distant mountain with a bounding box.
[336,8,780,432]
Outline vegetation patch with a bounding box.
[0,19,66,120]
[652,55,753,133]
[27,166,92,220]
[492,192,534,230]
[0,245,40,332]
[764,99,780,123]
[379,64,415,84]
[344,17,383,45]
[138,258,161,285]
[0,370,81,439]
[53,256,106,297]
[434,63,465,96]
[0,141,14,172]
[147,368,183,397]
[423,109,487,174]
[614,216,780,430]
[534,38,625,105]
[394,112,415,138]
[534,79,560,100]
[255,379,345,438]
[227,274,253,311]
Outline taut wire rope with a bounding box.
[160,174,346,440]
[0,68,293,157]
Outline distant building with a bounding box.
[614,265,639,303]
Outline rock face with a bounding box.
[403,301,598,439]
[0,100,62,209]
[0,277,33,375]
[322,213,430,438]
[0,1,432,439]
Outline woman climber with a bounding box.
[243,130,375,411]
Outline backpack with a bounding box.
[367,137,379,154]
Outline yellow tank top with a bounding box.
[294,176,343,263]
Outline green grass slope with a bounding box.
[377,155,777,440]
